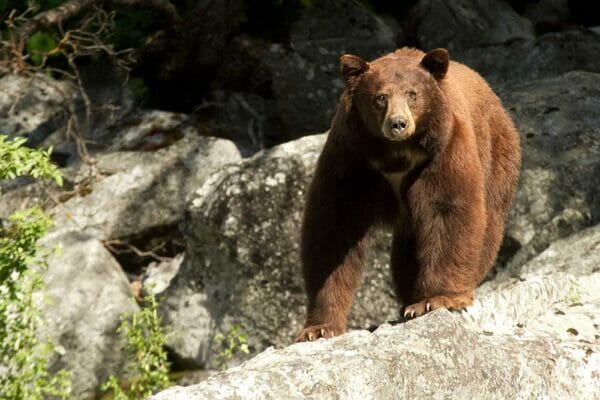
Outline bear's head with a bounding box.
[341,48,450,145]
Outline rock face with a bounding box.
[408,0,534,54]
[49,134,241,241]
[151,225,600,400]
[0,73,79,146]
[1,99,240,397]
[161,134,398,369]
[42,231,139,400]
[458,29,600,88]
[499,71,600,270]
[202,0,397,152]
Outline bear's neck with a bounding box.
[343,110,430,174]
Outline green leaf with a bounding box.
[26,31,57,66]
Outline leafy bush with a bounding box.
[214,324,250,369]
[102,292,172,399]
[0,135,70,399]
[0,135,62,185]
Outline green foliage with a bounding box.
[0,135,63,186]
[26,30,58,66]
[102,293,172,399]
[214,325,250,369]
[0,137,70,399]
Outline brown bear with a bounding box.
[295,47,521,342]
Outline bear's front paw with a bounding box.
[294,323,345,342]
[403,292,474,319]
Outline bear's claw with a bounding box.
[403,293,473,319]
[295,323,343,342]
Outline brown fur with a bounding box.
[295,47,521,342]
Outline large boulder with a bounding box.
[42,231,139,399]
[407,0,534,55]
[200,0,398,154]
[161,134,398,369]
[151,224,600,400]
[458,29,600,88]
[499,71,600,270]
[0,73,79,146]
[48,134,241,241]
[523,0,571,33]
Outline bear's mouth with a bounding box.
[387,128,409,140]
[383,127,413,141]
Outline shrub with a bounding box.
[102,292,172,399]
[214,324,250,369]
[0,135,70,399]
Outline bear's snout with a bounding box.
[390,116,408,134]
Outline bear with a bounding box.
[295,47,521,342]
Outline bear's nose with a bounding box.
[390,117,408,133]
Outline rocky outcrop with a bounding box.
[49,134,240,241]
[0,76,241,397]
[161,134,398,369]
[151,224,600,400]
[2,2,599,398]
[500,71,600,271]
[41,231,139,399]
[407,0,534,54]
[198,0,398,153]
[459,28,600,87]
[0,73,79,146]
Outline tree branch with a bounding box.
[14,0,182,44]
[17,0,99,41]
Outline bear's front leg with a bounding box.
[295,158,386,341]
[295,189,373,342]
[403,160,487,319]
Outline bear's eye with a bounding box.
[407,91,417,101]
[375,94,387,107]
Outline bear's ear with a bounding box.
[340,54,369,84]
[421,48,449,80]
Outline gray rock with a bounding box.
[457,29,600,88]
[151,225,600,400]
[144,253,185,296]
[193,90,273,156]
[0,73,79,146]
[263,0,396,143]
[161,134,398,369]
[193,1,398,152]
[524,0,571,33]
[48,134,241,241]
[499,71,600,268]
[0,178,65,220]
[41,231,138,399]
[409,0,534,54]
[103,110,190,153]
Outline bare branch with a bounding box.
[14,0,182,45]
[17,0,99,42]
[103,239,172,263]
